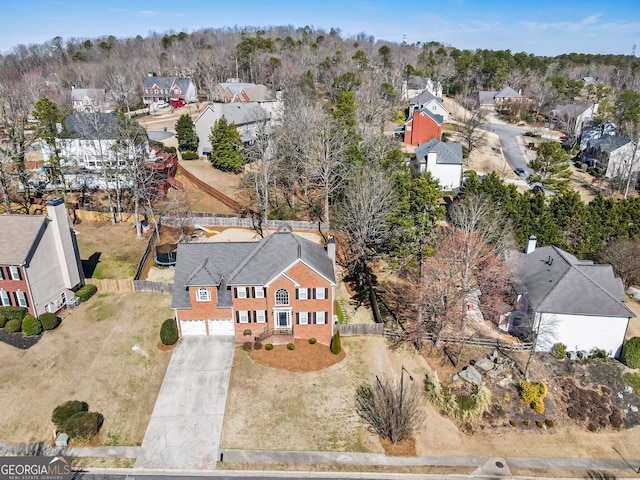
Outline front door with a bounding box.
[277,311,289,328]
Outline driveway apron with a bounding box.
[135,336,235,470]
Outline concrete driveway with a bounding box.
[135,336,235,470]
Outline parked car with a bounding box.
[171,99,186,108]
[515,167,526,177]
[393,125,405,138]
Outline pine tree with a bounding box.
[527,141,571,194]
[175,114,198,152]
[208,116,243,173]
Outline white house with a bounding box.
[70,87,112,113]
[581,135,638,180]
[408,90,449,120]
[507,236,634,358]
[402,76,442,101]
[194,102,272,157]
[411,139,463,190]
[549,103,598,136]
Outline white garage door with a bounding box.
[180,319,206,336]
[207,318,235,336]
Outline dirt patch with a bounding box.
[380,438,416,456]
[249,342,345,372]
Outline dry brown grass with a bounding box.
[0,292,173,445]
[249,342,345,372]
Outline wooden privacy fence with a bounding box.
[85,278,172,294]
[176,163,246,212]
[161,214,330,232]
[384,329,533,351]
[133,280,173,294]
[336,323,384,336]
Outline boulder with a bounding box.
[475,357,494,372]
[459,365,482,385]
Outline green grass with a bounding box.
[623,372,640,395]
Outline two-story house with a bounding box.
[143,74,197,106]
[171,225,336,345]
[403,109,443,146]
[410,139,463,190]
[581,135,637,179]
[0,198,84,316]
[71,87,112,113]
[408,90,449,120]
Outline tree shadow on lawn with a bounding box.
[82,251,101,278]
[0,328,41,349]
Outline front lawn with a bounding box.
[0,292,173,445]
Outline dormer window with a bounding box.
[275,288,289,306]
[196,288,211,302]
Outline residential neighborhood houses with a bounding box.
[2,23,640,476]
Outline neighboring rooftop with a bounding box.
[415,139,463,165]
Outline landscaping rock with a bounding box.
[459,365,482,385]
[476,357,494,372]
[497,376,512,388]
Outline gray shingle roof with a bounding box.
[415,139,463,165]
[219,102,270,125]
[550,103,590,118]
[409,89,438,105]
[171,227,335,310]
[512,246,634,318]
[495,86,522,98]
[71,88,106,101]
[144,76,176,89]
[64,112,116,139]
[0,214,48,265]
[588,135,632,153]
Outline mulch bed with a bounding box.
[0,328,42,349]
[248,342,345,372]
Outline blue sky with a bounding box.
[2,0,640,57]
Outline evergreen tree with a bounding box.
[32,97,66,185]
[527,141,571,194]
[208,116,243,173]
[175,114,198,152]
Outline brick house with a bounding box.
[0,198,84,316]
[171,225,336,345]
[143,74,197,106]
[404,109,443,146]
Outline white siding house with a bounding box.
[508,237,634,358]
[411,139,463,190]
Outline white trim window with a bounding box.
[315,287,326,300]
[196,288,211,302]
[237,287,247,299]
[0,268,4,280]
[9,266,20,281]
[238,310,249,323]
[0,290,10,306]
[297,288,308,300]
[315,311,326,324]
[275,288,289,306]
[297,311,309,325]
[254,287,264,298]
[15,291,28,307]
[255,310,266,323]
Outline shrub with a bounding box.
[163,146,177,154]
[531,397,545,414]
[0,306,27,322]
[39,312,61,330]
[75,284,97,302]
[160,319,179,346]
[522,419,530,427]
[243,342,252,352]
[590,348,608,361]
[519,380,547,414]
[545,419,555,428]
[265,343,274,351]
[536,420,544,428]
[180,150,198,160]
[0,311,6,328]
[5,319,22,333]
[509,419,518,427]
[503,393,510,402]
[309,337,317,345]
[22,314,42,336]
[455,395,477,412]
[52,400,89,430]
[287,343,294,351]
[620,337,640,368]
[63,411,104,441]
[550,342,567,360]
[623,372,640,394]
[253,341,262,350]
[330,331,341,355]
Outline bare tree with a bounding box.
[355,375,424,444]
[243,119,274,235]
[597,239,640,290]
[104,68,138,116]
[453,94,488,164]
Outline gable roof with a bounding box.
[512,245,634,318]
[408,108,443,126]
[63,112,117,140]
[0,214,48,265]
[171,227,335,310]
[587,135,632,153]
[71,88,106,101]
[415,139,463,165]
[410,89,438,106]
[242,84,275,102]
[143,76,193,91]
[198,102,270,127]
[495,86,522,98]
[550,103,591,118]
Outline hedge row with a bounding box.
[0,307,61,336]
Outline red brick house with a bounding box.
[171,225,336,345]
[404,109,443,146]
